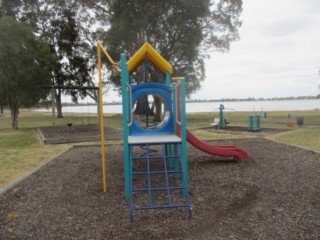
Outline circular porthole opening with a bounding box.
[133,93,170,130]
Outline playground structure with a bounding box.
[248,115,262,132]
[97,42,249,221]
[211,104,229,129]
[41,85,100,128]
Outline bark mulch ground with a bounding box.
[1,137,319,239]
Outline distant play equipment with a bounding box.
[42,85,100,127]
[248,115,261,132]
[296,117,304,127]
[211,104,230,129]
[96,41,249,221]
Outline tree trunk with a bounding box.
[0,104,3,114]
[134,95,154,116]
[10,104,19,130]
[55,89,64,118]
[153,96,163,122]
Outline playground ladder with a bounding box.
[129,142,192,221]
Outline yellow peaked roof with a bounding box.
[127,42,173,74]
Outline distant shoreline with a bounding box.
[60,96,320,106]
[187,96,319,103]
[44,99,320,113]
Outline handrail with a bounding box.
[127,83,133,127]
[97,41,120,72]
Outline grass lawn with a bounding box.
[0,108,319,191]
[267,125,320,151]
[0,110,70,189]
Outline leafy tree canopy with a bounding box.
[0,16,54,129]
[0,0,110,117]
[106,0,243,96]
[0,0,243,106]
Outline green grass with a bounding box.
[0,108,319,191]
[0,109,72,189]
[187,110,320,152]
[267,125,320,150]
[0,129,35,148]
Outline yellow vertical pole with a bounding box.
[97,41,107,192]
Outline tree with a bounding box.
[0,16,53,129]
[46,8,92,117]
[106,0,242,120]
[0,0,111,117]
[1,0,242,117]
[106,0,242,96]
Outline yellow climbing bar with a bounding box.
[127,42,173,74]
[97,41,120,72]
[172,77,185,81]
[97,41,108,193]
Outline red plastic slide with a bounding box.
[186,129,249,160]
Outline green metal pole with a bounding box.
[165,72,170,85]
[120,54,131,200]
[180,79,188,195]
[248,116,253,131]
[219,104,225,129]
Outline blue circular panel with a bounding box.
[131,83,174,135]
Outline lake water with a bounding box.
[54,99,320,114]
[186,99,320,113]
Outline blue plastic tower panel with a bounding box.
[130,83,174,135]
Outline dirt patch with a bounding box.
[199,125,292,137]
[1,138,319,239]
[38,124,289,144]
[38,125,122,144]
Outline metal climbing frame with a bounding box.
[129,140,192,222]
